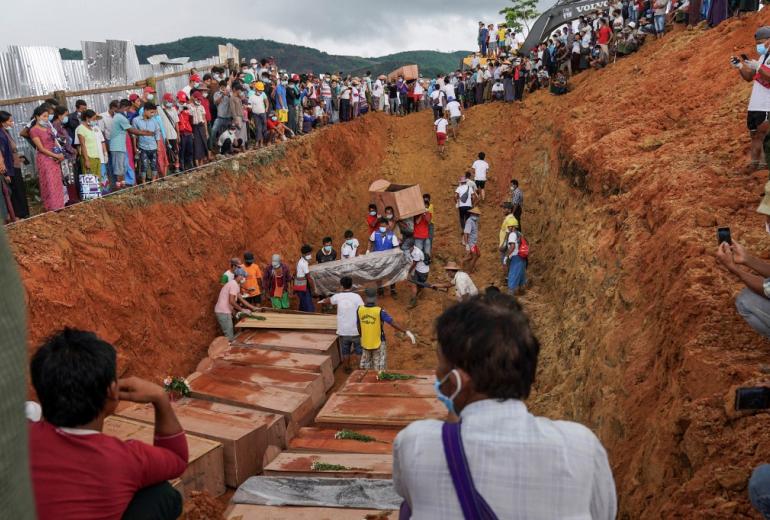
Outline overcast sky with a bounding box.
[0,0,533,57]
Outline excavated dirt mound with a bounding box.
[11,11,770,517]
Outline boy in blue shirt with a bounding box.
[132,102,162,183]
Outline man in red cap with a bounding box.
[182,74,202,99]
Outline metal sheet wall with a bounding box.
[0,42,229,178]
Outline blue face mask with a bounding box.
[759,43,768,56]
[62,116,69,124]
[434,370,462,415]
[48,114,54,122]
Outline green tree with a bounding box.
[499,0,540,33]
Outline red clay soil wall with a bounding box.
[519,11,770,518]
[8,116,391,380]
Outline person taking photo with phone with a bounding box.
[733,26,770,173]
[715,193,770,339]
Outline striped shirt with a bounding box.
[512,186,524,208]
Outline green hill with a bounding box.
[60,36,471,78]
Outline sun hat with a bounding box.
[468,207,481,215]
[444,261,461,271]
[756,26,770,40]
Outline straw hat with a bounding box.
[468,207,481,215]
[444,262,461,271]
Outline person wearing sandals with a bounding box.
[393,292,616,519]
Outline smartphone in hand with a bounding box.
[735,387,770,410]
[717,227,732,245]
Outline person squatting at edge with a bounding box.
[28,329,188,520]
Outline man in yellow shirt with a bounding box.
[241,252,263,306]
[356,288,415,370]
[499,202,519,280]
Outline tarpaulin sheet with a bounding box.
[308,248,412,295]
[232,476,401,510]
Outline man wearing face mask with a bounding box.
[295,245,316,313]
[368,217,400,297]
[393,293,616,519]
[734,26,770,173]
[263,254,293,310]
[316,237,337,264]
[366,204,380,235]
[716,191,770,339]
[215,268,257,341]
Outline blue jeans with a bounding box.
[750,464,770,519]
[736,288,770,339]
[654,14,665,34]
[137,148,158,181]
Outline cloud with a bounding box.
[0,0,527,57]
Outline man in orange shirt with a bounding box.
[242,251,263,306]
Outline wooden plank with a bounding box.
[199,360,327,409]
[117,400,267,488]
[315,395,447,428]
[264,452,393,479]
[288,427,397,455]
[225,504,396,520]
[102,416,225,497]
[234,330,340,368]
[338,370,435,398]
[235,312,337,331]
[207,337,334,391]
[188,372,315,427]
[182,398,288,450]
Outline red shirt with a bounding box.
[29,421,188,520]
[267,118,279,130]
[413,211,431,240]
[177,108,193,134]
[597,26,612,45]
[367,214,378,235]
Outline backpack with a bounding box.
[517,232,530,259]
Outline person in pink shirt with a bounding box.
[28,328,188,520]
[215,267,256,341]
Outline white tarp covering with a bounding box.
[232,476,401,510]
[308,248,412,295]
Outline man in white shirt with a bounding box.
[455,173,477,231]
[735,26,770,172]
[471,151,490,202]
[393,293,617,520]
[373,75,385,112]
[446,99,463,139]
[431,261,478,301]
[407,239,430,308]
[430,88,445,120]
[434,115,449,157]
[442,78,456,101]
[341,230,360,259]
[248,82,269,148]
[317,276,364,373]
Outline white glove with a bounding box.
[405,331,416,344]
[503,256,508,265]
[465,244,470,252]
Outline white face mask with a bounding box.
[304,255,312,261]
[146,94,154,101]
[379,227,387,233]
[272,262,280,268]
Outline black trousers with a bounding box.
[121,482,182,520]
[459,206,471,231]
[179,133,194,171]
[9,168,29,218]
[514,79,526,101]
[513,206,522,231]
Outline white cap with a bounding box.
[250,58,257,64]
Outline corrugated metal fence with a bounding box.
[0,40,234,174]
